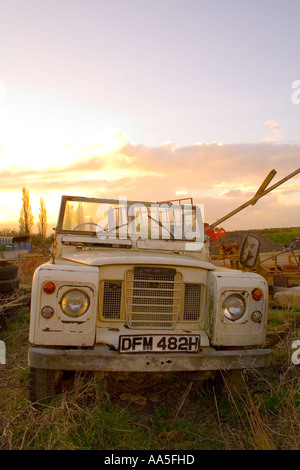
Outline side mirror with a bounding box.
[239,235,260,269]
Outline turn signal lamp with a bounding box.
[41,306,54,319]
[43,282,56,294]
[252,288,263,301]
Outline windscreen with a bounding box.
[61,198,204,242]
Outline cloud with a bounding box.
[263,120,284,142]
[221,189,254,198]
[0,140,299,230]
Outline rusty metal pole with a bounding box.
[205,168,300,232]
[251,169,277,205]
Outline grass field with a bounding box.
[261,227,300,246]
[0,305,299,451]
[0,228,299,451]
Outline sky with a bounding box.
[0,0,299,234]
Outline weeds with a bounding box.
[0,307,299,450]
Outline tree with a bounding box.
[18,187,34,235]
[38,198,48,239]
[75,202,85,227]
[0,228,18,236]
[64,203,74,230]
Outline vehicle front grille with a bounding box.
[125,267,182,328]
[101,280,122,319]
[183,283,202,321]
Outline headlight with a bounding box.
[222,294,245,321]
[60,289,90,317]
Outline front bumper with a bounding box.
[28,345,271,372]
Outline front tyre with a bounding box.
[29,368,75,405]
[213,369,246,396]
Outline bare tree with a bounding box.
[38,198,48,239]
[75,202,85,227]
[0,228,18,236]
[64,203,74,230]
[19,187,34,235]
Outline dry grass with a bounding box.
[0,303,299,450]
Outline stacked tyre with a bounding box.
[0,260,19,293]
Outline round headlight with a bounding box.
[222,294,245,321]
[60,289,90,317]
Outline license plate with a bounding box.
[119,334,200,353]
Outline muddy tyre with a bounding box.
[0,263,18,280]
[29,368,75,405]
[0,277,20,293]
[213,369,246,396]
[29,368,61,404]
[0,262,19,293]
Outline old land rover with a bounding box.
[28,195,271,402]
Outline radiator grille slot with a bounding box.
[183,283,202,321]
[125,269,182,328]
[101,281,122,319]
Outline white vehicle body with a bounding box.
[28,196,271,391]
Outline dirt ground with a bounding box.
[210,230,283,255]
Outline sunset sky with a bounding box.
[0,0,299,234]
